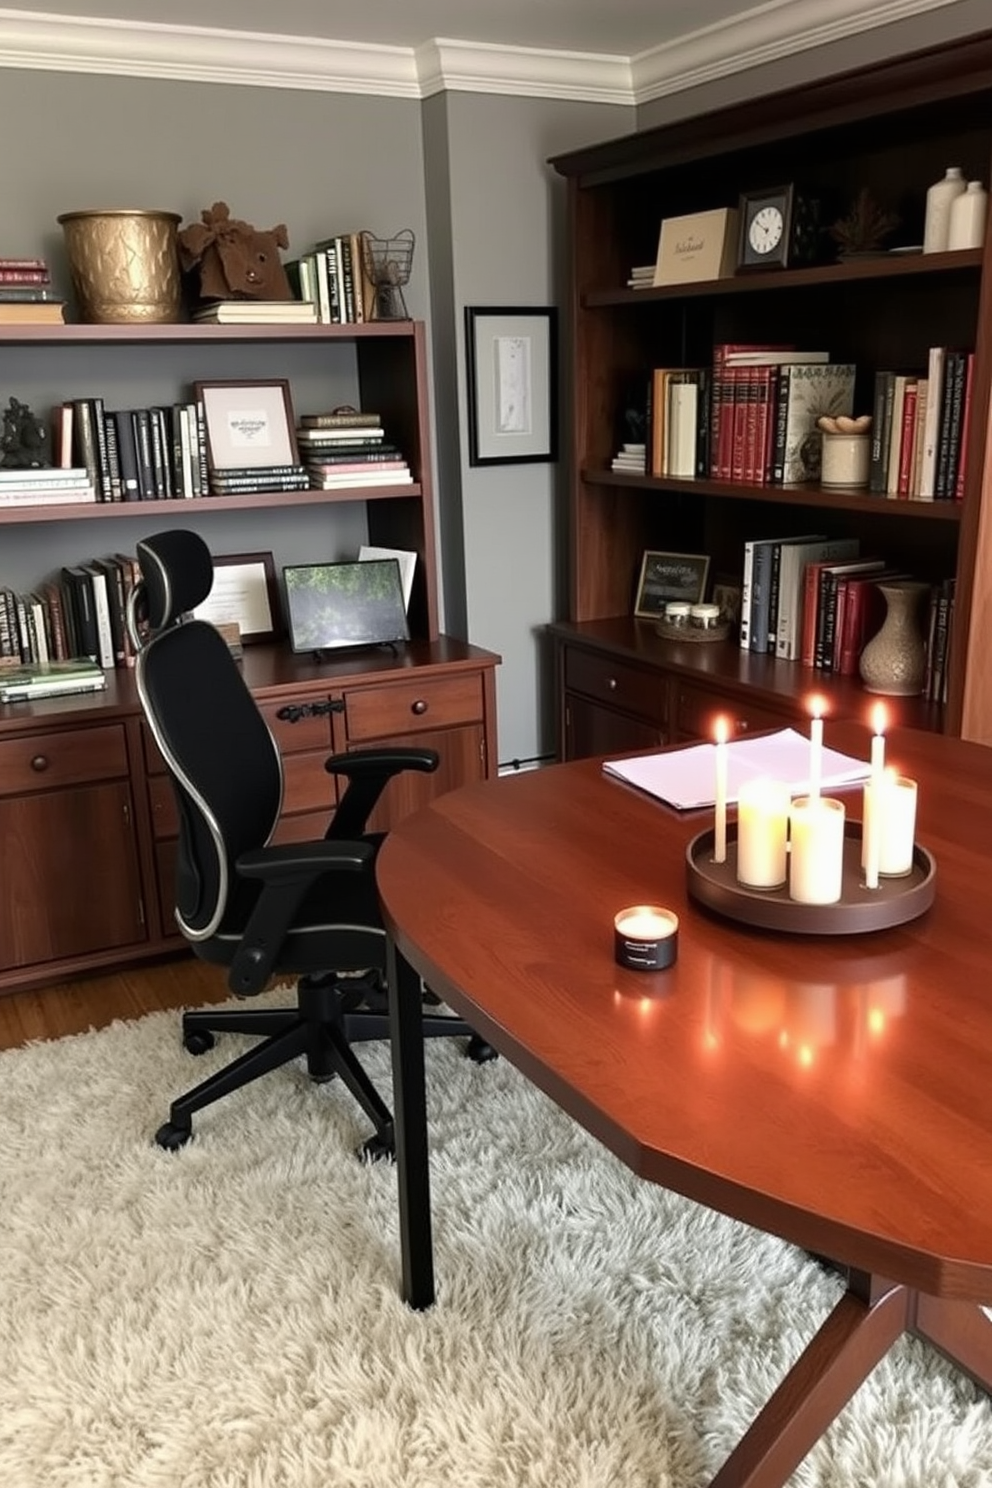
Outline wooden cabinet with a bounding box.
[0,320,501,993]
[549,34,992,758]
[0,716,145,973]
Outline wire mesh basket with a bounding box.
[360,229,415,320]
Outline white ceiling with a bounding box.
[0,1,784,57]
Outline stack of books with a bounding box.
[208,463,310,496]
[296,409,412,489]
[868,347,974,501]
[191,299,317,325]
[610,442,646,474]
[0,256,65,324]
[0,466,95,507]
[0,659,106,702]
[626,265,655,290]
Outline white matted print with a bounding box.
[465,307,558,466]
[194,380,299,471]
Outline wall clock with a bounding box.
[736,184,821,270]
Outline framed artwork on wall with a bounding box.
[464,306,558,466]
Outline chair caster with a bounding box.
[467,1034,498,1064]
[155,1120,193,1151]
[357,1129,395,1164]
[183,1029,215,1055]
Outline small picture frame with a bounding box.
[465,306,558,466]
[193,551,281,644]
[194,380,299,471]
[634,550,711,617]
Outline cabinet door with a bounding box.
[353,723,486,834]
[0,781,144,971]
[564,694,664,762]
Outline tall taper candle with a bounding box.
[807,695,826,801]
[870,701,887,787]
[713,716,729,864]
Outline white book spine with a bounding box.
[917,346,945,500]
[88,569,115,669]
[739,541,755,651]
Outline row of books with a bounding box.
[868,349,974,501]
[285,232,376,325]
[640,348,858,487]
[0,255,66,324]
[0,552,140,675]
[739,531,954,702]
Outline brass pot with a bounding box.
[57,208,182,324]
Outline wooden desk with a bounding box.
[377,723,992,1488]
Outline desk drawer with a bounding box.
[676,684,793,740]
[148,749,334,840]
[344,673,483,742]
[0,723,128,797]
[564,648,663,725]
[258,699,334,755]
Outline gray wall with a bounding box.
[426,91,633,766]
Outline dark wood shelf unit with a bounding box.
[0,483,425,525]
[550,29,992,756]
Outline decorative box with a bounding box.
[653,207,739,286]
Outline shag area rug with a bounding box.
[1,991,991,1488]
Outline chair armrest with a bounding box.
[229,839,374,996]
[324,747,439,838]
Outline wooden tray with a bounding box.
[685,821,936,935]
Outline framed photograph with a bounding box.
[193,552,281,644]
[634,550,711,617]
[194,380,299,471]
[465,306,558,466]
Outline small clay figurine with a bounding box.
[178,201,292,301]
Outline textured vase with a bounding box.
[859,579,930,696]
[58,208,182,324]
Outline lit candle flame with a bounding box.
[871,701,888,736]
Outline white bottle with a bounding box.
[923,167,966,253]
[948,180,988,250]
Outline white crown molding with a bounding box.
[0,0,974,104]
[631,0,970,103]
[415,39,632,105]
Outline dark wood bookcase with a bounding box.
[549,30,992,759]
[0,319,500,996]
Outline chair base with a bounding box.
[155,972,488,1157]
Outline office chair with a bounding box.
[130,528,491,1160]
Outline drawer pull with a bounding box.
[607,677,617,691]
[736,720,750,733]
[411,699,428,716]
[30,754,49,773]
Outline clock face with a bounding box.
[748,204,785,254]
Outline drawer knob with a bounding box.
[30,754,49,772]
[607,677,617,691]
[736,720,750,733]
[411,699,429,716]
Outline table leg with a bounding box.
[708,1271,910,1488]
[386,937,435,1311]
[915,1294,992,1394]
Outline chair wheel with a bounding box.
[467,1034,498,1064]
[357,1131,395,1164]
[183,1029,215,1055]
[155,1120,193,1151]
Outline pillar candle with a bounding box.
[736,778,790,888]
[878,773,917,876]
[789,795,846,905]
[713,716,729,864]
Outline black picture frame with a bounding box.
[465,306,558,466]
[634,550,711,617]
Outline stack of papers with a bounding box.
[603,728,871,810]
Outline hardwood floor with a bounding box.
[0,954,231,1051]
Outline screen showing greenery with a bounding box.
[283,560,410,653]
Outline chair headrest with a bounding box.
[135,530,215,629]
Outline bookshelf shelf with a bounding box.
[0,483,424,526]
[0,320,419,346]
[551,32,992,759]
[582,469,964,520]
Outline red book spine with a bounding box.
[896,383,918,498]
[0,257,48,271]
[955,352,976,501]
[800,561,828,668]
[0,268,49,283]
[730,369,750,482]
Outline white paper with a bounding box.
[358,545,416,611]
[603,728,871,810]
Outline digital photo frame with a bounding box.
[282,559,410,655]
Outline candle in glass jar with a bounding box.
[736,778,790,888]
[878,772,918,876]
[614,905,679,970]
[713,716,729,864]
[789,795,846,904]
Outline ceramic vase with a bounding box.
[859,579,930,696]
[948,180,988,250]
[923,167,966,253]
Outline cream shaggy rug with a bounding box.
[1,991,991,1488]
